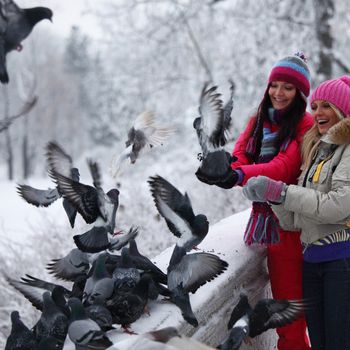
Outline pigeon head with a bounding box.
[194,214,209,238]
[107,188,120,203]
[10,311,20,323]
[71,167,80,181]
[26,7,53,26]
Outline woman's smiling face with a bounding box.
[311,100,340,135]
[268,81,297,110]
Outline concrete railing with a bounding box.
[64,209,277,349]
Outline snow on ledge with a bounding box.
[64,208,277,349]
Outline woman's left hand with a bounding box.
[242,176,287,204]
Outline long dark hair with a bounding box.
[248,85,307,160]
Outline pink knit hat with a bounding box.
[311,76,350,117]
[268,53,311,97]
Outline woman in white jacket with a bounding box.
[242,75,350,350]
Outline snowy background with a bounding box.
[0,0,349,346]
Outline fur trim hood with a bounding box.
[322,118,350,145]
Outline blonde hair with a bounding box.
[302,103,345,169]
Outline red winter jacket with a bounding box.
[231,112,313,186]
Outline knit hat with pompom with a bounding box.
[311,76,350,117]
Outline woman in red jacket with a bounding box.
[197,53,313,350]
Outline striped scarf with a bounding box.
[244,108,289,245]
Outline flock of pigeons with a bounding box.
[2,0,307,347]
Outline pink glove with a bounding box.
[242,176,287,204]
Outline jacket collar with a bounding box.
[321,118,350,145]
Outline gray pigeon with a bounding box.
[167,245,228,327]
[33,291,68,348]
[110,111,175,177]
[46,248,90,282]
[83,254,114,306]
[106,273,152,333]
[194,82,236,179]
[17,141,80,228]
[67,297,112,350]
[5,311,37,350]
[220,293,305,350]
[148,175,209,251]
[50,159,120,253]
[0,0,52,83]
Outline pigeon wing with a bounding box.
[253,299,304,333]
[148,175,195,239]
[46,248,90,282]
[168,252,228,294]
[46,141,74,178]
[17,184,60,207]
[227,293,251,329]
[6,276,44,311]
[198,84,224,152]
[50,170,100,224]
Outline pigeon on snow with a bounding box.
[5,311,37,350]
[0,0,53,83]
[50,159,120,253]
[148,175,209,251]
[67,297,112,350]
[110,111,176,177]
[219,293,305,350]
[194,82,236,180]
[17,141,80,228]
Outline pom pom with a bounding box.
[294,51,308,63]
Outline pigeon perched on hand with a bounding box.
[194,82,237,183]
[220,293,305,350]
[0,0,53,83]
[110,111,176,178]
[17,141,80,228]
[148,175,209,251]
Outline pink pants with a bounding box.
[267,230,311,350]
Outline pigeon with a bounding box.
[167,245,228,327]
[46,248,90,282]
[194,82,236,180]
[33,291,68,348]
[127,238,168,285]
[50,159,120,253]
[106,273,152,333]
[83,254,115,306]
[85,302,115,332]
[67,297,112,350]
[0,0,53,83]
[220,293,305,350]
[6,275,70,312]
[5,311,37,350]
[17,141,80,228]
[110,111,175,177]
[148,175,209,251]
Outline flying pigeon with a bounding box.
[167,245,228,327]
[5,311,37,350]
[220,293,305,350]
[50,159,120,252]
[67,297,113,350]
[17,141,80,228]
[194,82,236,180]
[0,0,53,83]
[110,111,176,177]
[46,248,90,282]
[148,175,209,251]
